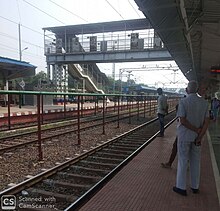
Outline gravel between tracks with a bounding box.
[0,118,149,191]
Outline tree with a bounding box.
[28,71,47,86]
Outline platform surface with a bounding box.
[79,119,220,211]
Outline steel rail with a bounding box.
[65,117,177,211]
[0,114,177,211]
[0,107,158,154]
[0,102,154,131]
[0,103,153,138]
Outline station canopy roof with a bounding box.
[43,18,152,35]
[0,56,36,80]
[134,0,220,94]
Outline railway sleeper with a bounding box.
[4,139,25,146]
[129,132,150,137]
[96,151,127,159]
[26,187,76,202]
[117,142,143,147]
[127,135,149,141]
[88,156,124,163]
[112,143,140,149]
[117,140,143,146]
[43,179,92,190]
[135,132,157,137]
[79,160,118,169]
[57,172,101,183]
[0,143,12,147]
[10,138,25,143]
[13,142,32,149]
[69,165,109,176]
[122,137,148,142]
[124,137,148,142]
[20,137,34,141]
[101,148,132,155]
[110,145,136,151]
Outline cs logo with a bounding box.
[1,195,16,210]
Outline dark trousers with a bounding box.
[168,137,177,165]
[158,113,165,135]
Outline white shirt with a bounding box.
[177,93,209,142]
[157,95,168,115]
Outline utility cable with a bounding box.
[0,15,52,39]
[105,0,125,20]
[0,43,45,60]
[0,32,44,49]
[21,24,53,39]
[22,0,66,25]
[0,32,18,41]
[48,0,88,23]
[1,43,18,51]
[128,0,141,18]
[0,14,18,25]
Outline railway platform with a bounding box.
[79,119,220,211]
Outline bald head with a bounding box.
[187,80,198,93]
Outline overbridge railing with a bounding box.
[45,30,163,55]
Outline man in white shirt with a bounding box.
[173,80,209,196]
[157,88,168,137]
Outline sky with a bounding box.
[0,0,188,88]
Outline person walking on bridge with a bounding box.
[173,80,209,196]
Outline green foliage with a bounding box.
[25,71,47,86]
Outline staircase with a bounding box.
[68,64,105,94]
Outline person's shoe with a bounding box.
[157,133,164,137]
[161,162,171,169]
[173,186,187,196]
[191,188,199,194]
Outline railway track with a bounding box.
[0,112,176,211]
[0,102,154,131]
[0,107,153,154]
[0,106,103,131]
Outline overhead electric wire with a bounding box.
[105,0,125,20]
[22,0,66,25]
[0,14,18,25]
[1,47,19,56]
[128,0,141,18]
[23,40,44,50]
[0,0,139,53]
[48,0,88,23]
[22,24,46,37]
[0,15,52,39]
[1,43,18,51]
[0,31,44,50]
[22,52,46,60]
[0,43,45,60]
[0,32,18,41]
[22,24,55,40]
